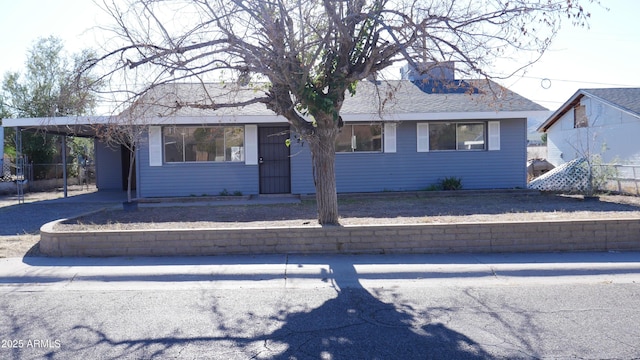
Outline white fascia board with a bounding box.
[2,116,108,127]
[342,110,551,122]
[150,115,286,125]
[4,111,550,127]
[2,115,287,128]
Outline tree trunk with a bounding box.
[309,128,339,226]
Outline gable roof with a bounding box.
[343,80,546,115]
[125,79,546,121]
[538,88,640,132]
[3,79,547,134]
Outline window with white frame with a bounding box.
[336,124,382,152]
[163,126,244,163]
[427,122,486,151]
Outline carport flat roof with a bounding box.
[2,116,108,137]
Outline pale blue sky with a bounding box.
[1,0,638,112]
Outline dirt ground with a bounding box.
[3,190,640,258]
[58,192,640,229]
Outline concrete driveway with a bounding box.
[0,187,126,257]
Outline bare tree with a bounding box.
[88,0,595,224]
[94,106,148,205]
[93,86,170,205]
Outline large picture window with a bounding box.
[163,126,244,163]
[336,124,382,152]
[429,122,485,151]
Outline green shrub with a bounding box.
[440,177,462,191]
[219,189,243,196]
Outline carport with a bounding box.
[1,116,129,199]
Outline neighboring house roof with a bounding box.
[537,87,640,132]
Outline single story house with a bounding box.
[537,88,640,167]
[3,75,547,198]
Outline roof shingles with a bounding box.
[129,80,546,119]
[581,88,640,117]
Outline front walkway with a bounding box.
[0,186,301,208]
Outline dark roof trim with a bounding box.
[537,91,584,133]
[538,88,640,133]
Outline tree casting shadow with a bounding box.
[66,260,493,359]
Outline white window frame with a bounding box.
[417,121,500,152]
[162,125,246,163]
[336,123,383,153]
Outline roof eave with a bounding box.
[537,90,585,133]
[344,110,550,122]
[1,116,108,128]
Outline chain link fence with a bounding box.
[0,158,96,191]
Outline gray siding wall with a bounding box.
[94,139,122,191]
[291,119,527,194]
[137,133,259,198]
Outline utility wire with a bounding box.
[514,75,637,88]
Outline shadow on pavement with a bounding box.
[64,260,493,359]
[254,261,491,359]
[6,253,640,358]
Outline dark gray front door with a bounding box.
[258,126,291,194]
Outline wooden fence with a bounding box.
[603,164,640,196]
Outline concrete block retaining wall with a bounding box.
[40,218,640,257]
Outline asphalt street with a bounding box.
[1,252,640,359]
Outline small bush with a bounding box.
[440,177,462,191]
[219,189,243,196]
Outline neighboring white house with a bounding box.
[537,88,640,167]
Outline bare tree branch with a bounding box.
[86,0,598,224]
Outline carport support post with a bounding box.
[0,127,4,171]
[62,135,67,198]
